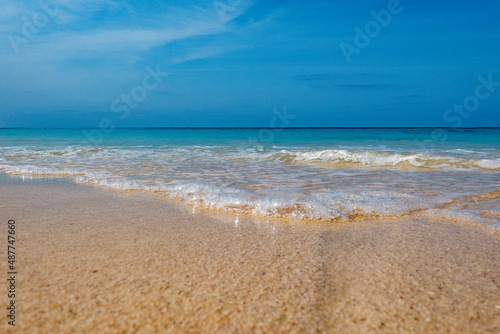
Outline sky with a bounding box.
[0,0,499,128]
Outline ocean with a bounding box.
[1,128,499,228]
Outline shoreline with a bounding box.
[1,171,499,233]
[0,174,499,333]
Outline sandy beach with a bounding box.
[0,174,499,333]
[2,0,500,331]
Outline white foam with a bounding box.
[168,181,262,212]
[245,149,500,171]
[253,189,340,220]
[0,164,85,177]
[475,159,500,170]
[166,182,439,221]
[315,189,432,216]
[1,143,498,222]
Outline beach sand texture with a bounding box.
[0,177,499,333]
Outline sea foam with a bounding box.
[1,130,499,223]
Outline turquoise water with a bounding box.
[1,128,499,152]
[1,128,499,225]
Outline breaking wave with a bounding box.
[255,149,500,171]
[1,163,497,225]
[0,140,498,225]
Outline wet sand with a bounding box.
[0,175,499,333]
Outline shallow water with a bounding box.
[1,128,499,225]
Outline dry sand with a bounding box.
[0,175,499,333]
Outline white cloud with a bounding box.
[0,0,260,113]
[1,0,255,57]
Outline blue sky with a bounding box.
[0,0,499,128]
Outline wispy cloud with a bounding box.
[0,0,262,116]
[1,0,256,57]
[172,45,237,64]
[49,24,223,53]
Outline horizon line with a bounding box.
[1,127,500,130]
